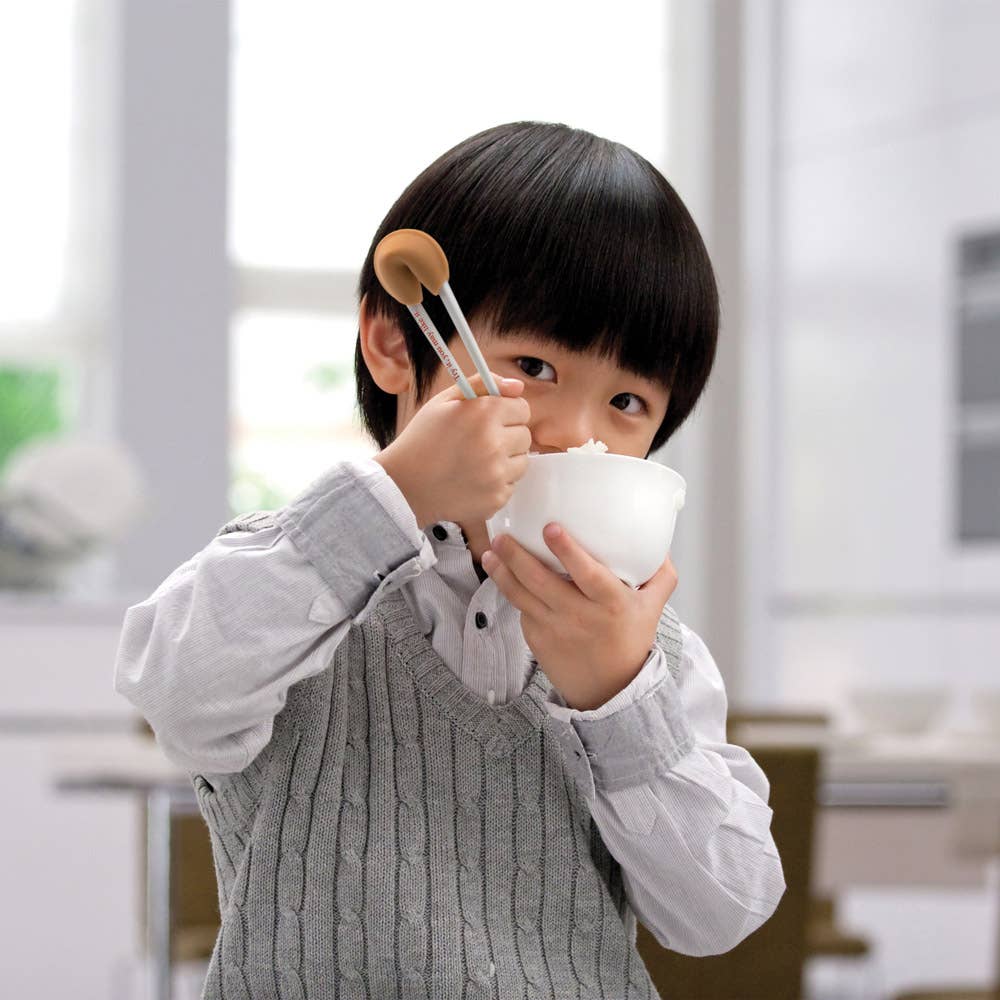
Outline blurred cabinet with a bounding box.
[0,603,143,999]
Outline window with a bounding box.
[0,1,80,474]
[228,0,670,512]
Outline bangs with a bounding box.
[465,143,706,392]
[369,124,708,391]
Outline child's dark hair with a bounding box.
[354,121,718,458]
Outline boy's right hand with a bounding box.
[374,371,532,528]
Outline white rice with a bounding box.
[566,437,609,454]
[528,438,609,455]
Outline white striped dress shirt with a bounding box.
[113,457,785,957]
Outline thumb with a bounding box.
[639,552,678,600]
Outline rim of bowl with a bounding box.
[526,451,686,490]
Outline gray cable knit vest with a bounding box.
[192,511,684,999]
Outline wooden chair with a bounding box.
[727,710,875,972]
[636,742,820,1000]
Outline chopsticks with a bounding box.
[373,229,499,399]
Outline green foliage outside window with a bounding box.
[305,360,352,392]
[0,366,64,477]
[227,359,358,518]
[228,463,292,519]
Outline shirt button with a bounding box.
[475,611,488,629]
[432,524,448,541]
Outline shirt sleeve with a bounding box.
[542,621,787,957]
[112,458,437,775]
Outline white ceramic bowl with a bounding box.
[485,452,686,588]
[846,686,950,736]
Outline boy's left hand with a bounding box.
[482,523,678,711]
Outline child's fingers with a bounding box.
[481,548,551,620]
[540,523,622,605]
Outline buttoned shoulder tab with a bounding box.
[215,509,279,537]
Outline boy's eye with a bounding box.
[516,356,555,381]
[612,392,647,416]
[515,357,647,415]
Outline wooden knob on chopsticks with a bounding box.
[373,229,450,305]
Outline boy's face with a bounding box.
[401,324,671,461]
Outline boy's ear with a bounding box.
[358,293,413,394]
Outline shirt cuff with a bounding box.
[544,647,695,794]
[274,457,437,624]
[543,645,670,721]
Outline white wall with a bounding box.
[771,0,1000,728]
[0,611,142,999]
[767,1,1000,995]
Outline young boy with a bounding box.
[114,121,785,999]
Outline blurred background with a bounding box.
[2,1,998,998]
